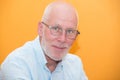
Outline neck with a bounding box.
[45,54,60,72]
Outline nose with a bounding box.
[57,32,66,43]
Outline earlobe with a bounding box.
[38,22,43,36]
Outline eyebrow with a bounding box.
[53,24,77,30]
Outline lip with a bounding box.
[52,45,67,50]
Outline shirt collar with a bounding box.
[32,36,47,66]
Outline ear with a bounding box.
[38,22,43,36]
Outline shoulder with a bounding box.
[63,53,88,80]
[63,53,83,67]
[9,41,33,59]
[1,37,42,79]
[1,40,35,67]
[64,53,82,62]
[1,40,37,79]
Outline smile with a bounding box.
[52,45,67,50]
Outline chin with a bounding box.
[52,57,63,61]
[52,54,66,61]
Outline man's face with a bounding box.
[38,6,78,61]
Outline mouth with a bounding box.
[52,45,67,50]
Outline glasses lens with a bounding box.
[67,30,80,39]
[50,26,62,36]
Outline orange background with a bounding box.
[0,0,120,80]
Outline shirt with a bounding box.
[1,36,88,80]
[0,66,3,80]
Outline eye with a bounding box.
[67,29,75,34]
[50,26,61,32]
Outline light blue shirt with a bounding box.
[0,66,3,80]
[1,36,88,80]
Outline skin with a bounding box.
[38,1,78,72]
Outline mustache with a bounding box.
[54,43,69,48]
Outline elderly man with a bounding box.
[1,1,88,80]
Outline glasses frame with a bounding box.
[41,22,80,40]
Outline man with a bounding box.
[1,1,88,80]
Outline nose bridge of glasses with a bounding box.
[57,29,67,42]
[60,28,69,37]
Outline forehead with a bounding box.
[43,2,78,29]
[46,11,78,29]
[45,19,77,30]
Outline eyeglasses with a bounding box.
[41,22,80,40]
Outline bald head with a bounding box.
[42,0,78,28]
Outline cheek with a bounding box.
[44,29,57,41]
[42,29,55,46]
[67,40,75,47]
[67,40,74,46]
